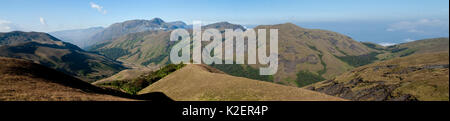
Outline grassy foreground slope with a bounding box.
[0,57,131,101]
[138,64,346,101]
[0,57,173,101]
[306,52,449,101]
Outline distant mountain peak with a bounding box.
[203,21,245,30]
[149,17,165,24]
[89,18,189,44]
[1,31,64,46]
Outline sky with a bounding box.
[1,0,449,45]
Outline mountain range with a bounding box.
[1,18,448,101]
[50,27,104,48]
[88,21,378,87]
[50,18,188,49]
[0,31,125,82]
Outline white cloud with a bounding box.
[386,19,449,34]
[0,19,22,32]
[403,38,415,42]
[90,2,107,14]
[379,42,397,47]
[39,17,47,25]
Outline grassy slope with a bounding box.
[94,30,172,67]
[0,57,132,101]
[95,63,185,95]
[0,57,174,101]
[306,52,449,101]
[0,31,126,82]
[253,23,374,86]
[92,67,156,85]
[377,38,449,60]
[138,64,345,101]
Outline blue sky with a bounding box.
[1,0,449,44]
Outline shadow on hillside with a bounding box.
[0,58,173,101]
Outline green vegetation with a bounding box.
[317,54,327,76]
[399,50,416,57]
[335,52,379,67]
[87,42,111,51]
[210,64,274,82]
[141,54,168,66]
[296,70,326,87]
[388,46,408,53]
[99,63,185,95]
[362,42,384,51]
[97,48,130,60]
[307,44,327,76]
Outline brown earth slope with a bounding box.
[0,57,173,101]
[138,64,346,101]
[306,52,449,101]
[0,57,131,101]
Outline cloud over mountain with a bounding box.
[0,19,22,32]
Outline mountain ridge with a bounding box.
[0,31,126,82]
[50,27,105,48]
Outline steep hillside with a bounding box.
[50,27,104,48]
[0,57,132,101]
[250,23,376,86]
[0,31,126,82]
[306,52,449,101]
[202,21,246,30]
[91,30,174,67]
[91,22,377,87]
[90,21,246,67]
[378,38,449,60]
[137,64,345,101]
[88,18,187,46]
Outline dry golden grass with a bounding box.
[138,64,346,101]
[92,67,156,85]
[0,57,133,101]
[0,75,132,101]
[307,52,449,101]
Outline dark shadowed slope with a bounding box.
[0,57,131,101]
[0,57,173,101]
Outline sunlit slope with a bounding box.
[306,52,449,101]
[0,57,132,101]
[252,23,376,85]
[138,64,345,101]
[377,38,449,60]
